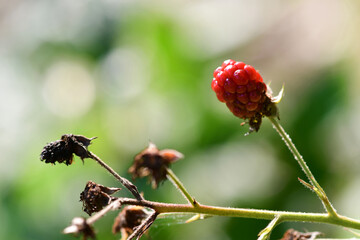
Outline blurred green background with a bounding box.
[1,0,360,239]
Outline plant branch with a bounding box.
[166,167,198,207]
[88,152,144,201]
[126,211,158,240]
[64,197,360,235]
[87,200,121,225]
[267,116,337,216]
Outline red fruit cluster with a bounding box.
[211,59,269,120]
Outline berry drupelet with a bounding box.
[211,59,277,132]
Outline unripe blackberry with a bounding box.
[212,59,275,132]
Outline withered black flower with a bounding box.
[280,229,322,240]
[40,134,96,165]
[112,206,149,240]
[80,181,121,216]
[129,142,183,188]
[63,217,96,240]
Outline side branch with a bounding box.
[88,152,144,201]
[267,116,337,216]
[166,167,198,207]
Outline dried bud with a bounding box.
[112,206,149,240]
[280,229,322,240]
[80,181,121,216]
[129,142,183,188]
[63,217,96,240]
[40,134,96,165]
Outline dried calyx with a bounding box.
[112,206,151,240]
[63,217,96,240]
[280,229,322,240]
[40,134,96,165]
[129,142,183,188]
[80,181,121,216]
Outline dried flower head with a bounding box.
[280,229,322,240]
[63,217,96,240]
[112,206,150,240]
[40,134,96,165]
[80,181,121,216]
[129,142,183,188]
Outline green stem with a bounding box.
[151,202,360,230]
[267,116,337,216]
[166,167,198,207]
[88,198,360,230]
[65,198,360,237]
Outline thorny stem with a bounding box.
[65,197,360,235]
[267,116,337,216]
[88,152,144,201]
[166,167,198,207]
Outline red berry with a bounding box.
[236,85,247,94]
[246,81,257,92]
[233,107,247,118]
[256,81,266,93]
[255,71,263,82]
[249,91,261,102]
[234,61,245,69]
[216,71,227,86]
[223,92,236,102]
[222,59,236,68]
[244,65,257,80]
[211,79,216,91]
[213,67,222,77]
[211,59,271,128]
[236,93,248,104]
[233,69,248,85]
[226,102,234,111]
[211,80,223,94]
[216,93,225,103]
[224,65,236,77]
[224,79,237,93]
[246,102,258,111]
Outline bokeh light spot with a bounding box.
[42,60,96,118]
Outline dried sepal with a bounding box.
[158,148,184,162]
[280,229,322,240]
[80,181,121,216]
[63,217,96,240]
[129,142,183,188]
[271,84,285,104]
[40,134,96,165]
[112,206,150,240]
